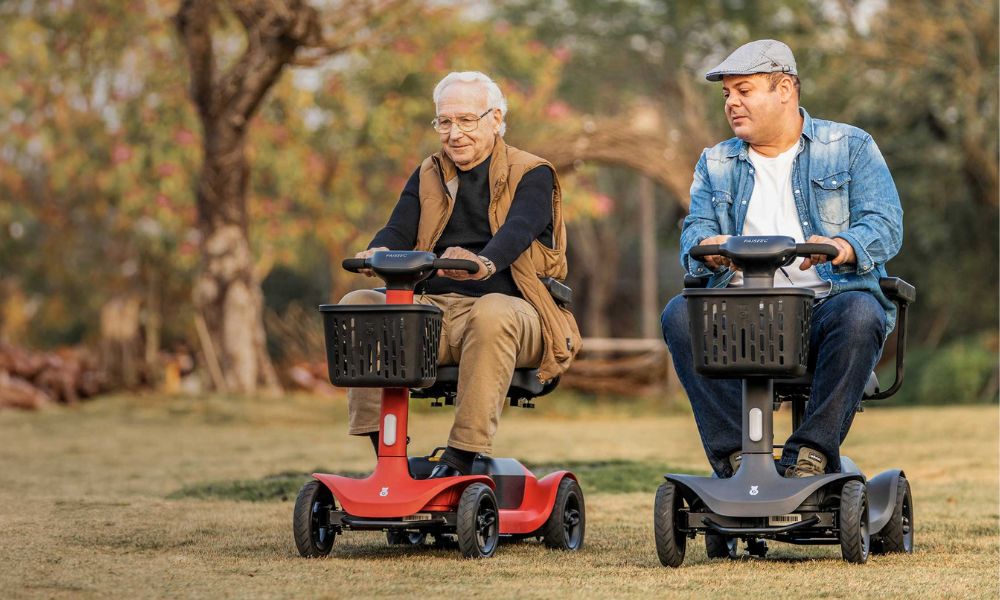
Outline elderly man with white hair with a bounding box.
[341,71,581,478]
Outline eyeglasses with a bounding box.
[431,109,492,134]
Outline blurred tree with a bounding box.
[499,0,999,348]
[802,0,999,346]
[0,1,201,387]
[173,0,421,393]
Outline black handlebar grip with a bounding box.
[342,258,368,272]
[433,258,480,274]
[689,245,722,259]
[796,243,840,259]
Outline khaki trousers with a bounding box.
[340,289,543,454]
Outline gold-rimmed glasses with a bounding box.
[431,109,493,134]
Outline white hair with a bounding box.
[433,71,508,136]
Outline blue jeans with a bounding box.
[661,291,887,477]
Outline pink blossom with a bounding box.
[594,194,615,216]
[545,101,571,120]
[174,129,196,146]
[112,143,132,164]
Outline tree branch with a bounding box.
[174,0,216,119]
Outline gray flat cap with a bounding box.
[705,39,797,82]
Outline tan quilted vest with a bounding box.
[413,137,582,382]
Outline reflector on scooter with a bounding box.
[383,414,397,446]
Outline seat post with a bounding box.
[742,377,774,455]
[791,397,806,432]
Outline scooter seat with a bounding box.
[410,366,559,403]
[774,371,880,400]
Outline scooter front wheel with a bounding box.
[542,478,585,551]
[839,480,870,564]
[457,483,500,559]
[293,480,337,557]
[654,481,686,567]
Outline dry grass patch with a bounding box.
[0,394,997,599]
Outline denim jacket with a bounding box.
[680,108,903,333]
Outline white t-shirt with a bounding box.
[729,144,831,297]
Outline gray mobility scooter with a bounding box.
[655,235,915,566]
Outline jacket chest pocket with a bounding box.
[811,171,851,230]
[711,191,735,233]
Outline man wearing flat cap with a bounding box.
[661,40,903,478]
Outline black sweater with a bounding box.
[369,157,554,297]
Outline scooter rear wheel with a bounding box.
[386,530,427,546]
[293,480,337,557]
[457,483,500,559]
[654,481,686,567]
[705,533,738,559]
[871,476,913,554]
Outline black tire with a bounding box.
[871,477,914,554]
[745,537,768,558]
[456,483,500,559]
[386,530,427,546]
[653,481,687,567]
[430,532,458,549]
[542,478,586,551]
[838,480,870,564]
[705,533,738,559]
[293,480,336,557]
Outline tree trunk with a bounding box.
[191,137,279,392]
[637,176,659,339]
[176,0,322,393]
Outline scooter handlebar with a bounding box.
[433,258,480,274]
[342,258,368,272]
[689,244,721,259]
[688,242,840,260]
[794,243,840,259]
[341,256,480,274]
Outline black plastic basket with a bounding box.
[683,288,814,378]
[319,304,442,388]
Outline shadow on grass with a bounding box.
[167,460,710,502]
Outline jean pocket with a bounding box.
[811,171,851,229]
[711,191,735,232]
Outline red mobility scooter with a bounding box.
[293,251,585,559]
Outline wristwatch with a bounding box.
[477,255,496,279]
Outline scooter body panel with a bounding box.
[666,453,863,517]
[313,456,493,518]
[867,469,905,534]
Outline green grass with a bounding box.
[0,392,997,599]
[168,460,706,502]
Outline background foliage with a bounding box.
[0,0,996,402]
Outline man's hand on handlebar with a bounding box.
[355,246,389,277]
[800,235,855,270]
[697,235,739,271]
[437,247,488,280]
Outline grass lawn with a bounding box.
[0,393,997,599]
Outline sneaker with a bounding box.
[728,451,742,475]
[784,447,827,478]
